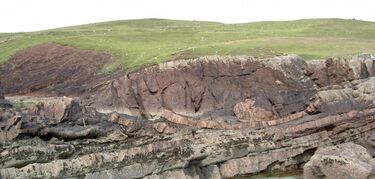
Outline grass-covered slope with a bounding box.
[1,18,375,71]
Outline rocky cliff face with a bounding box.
[87,54,375,120]
[1,53,375,178]
[88,55,316,120]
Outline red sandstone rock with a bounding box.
[233,99,276,123]
[0,53,375,178]
[153,122,176,134]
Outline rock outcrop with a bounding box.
[0,54,375,178]
[0,82,12,108]
[305,54,374,87]
[304,143,374,179]
[233,99,276,123]
[88,55,316,121]
[0,82,4,99]
[0,96,115,143]
[1,105,375,178]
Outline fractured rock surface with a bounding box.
[89,55,316,120]
[0,53,375,178]
[304,142,374,179]
[0,82,11,108]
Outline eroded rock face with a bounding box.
[304,143,373,179]
[306,77,375,115]
[0,82,11,108]
[351,54,375,78]
[0,108,22,142]
[0,96,117,143]
[306,54,375,87]
[233,99,276,123]
[1,54,375,179]
[89,55,315,120]
[0,82,4,99]
[88,54,375,121]
[1,106,374,178]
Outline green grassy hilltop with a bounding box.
[1,18,375,71]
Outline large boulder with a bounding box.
[30,97,80,124]
[9,96,80,124]
[304,142,373,179]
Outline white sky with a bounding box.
[0,0,374,32]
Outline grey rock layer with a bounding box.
[304,142,373,179]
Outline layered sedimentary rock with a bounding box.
[1,105,375,178]
[0,96,116,143]
[88,55,316,121]
[1,54,375,178]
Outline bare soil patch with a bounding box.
[0,43,121,96]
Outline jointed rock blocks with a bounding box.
[1,54,375,178]
[89,55,316,120]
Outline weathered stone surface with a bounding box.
[1,54,375,179]
[0,81,4,99]
[358,131,375,157]
[161,109,242,129]
[220,147,306,178]
[307,77,375,115]
[143,165,222,179]
[88,55,315,120]
[1,104,374,178]
[326,57,355,85]
[305,59,329,87]
[233,99,276,123]
[153,122,176,134]
[0,82,12,108]
[0,96,117,143]
[354,77,375,107]
[0,108,22,142]
[306,54,375,88]
[304,143,373,179]
[350,53,375,78]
